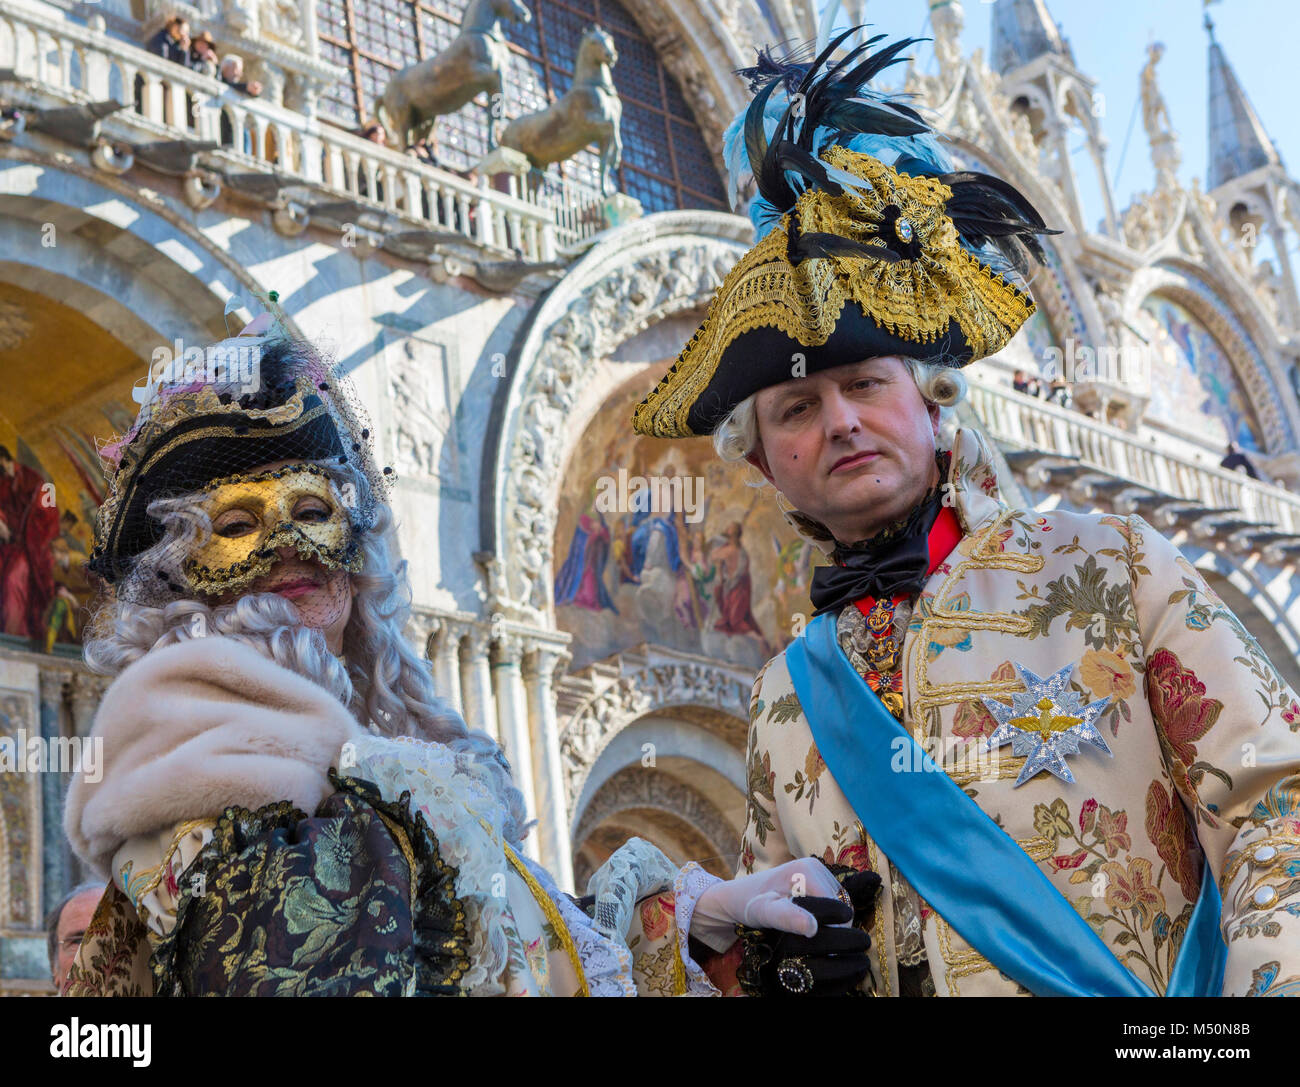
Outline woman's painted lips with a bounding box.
[270,579,319,599]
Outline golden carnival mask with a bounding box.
[183,463,363,596]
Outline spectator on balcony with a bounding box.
[220,55,263,98]
[359,120,387,146]
[1045,375,1070,408]
[189,31,219,79]
[356,125,386,202]
[1220,441,1261,480]
[147,15,190,65]
[1012,369,1040,397]
[411,132,440,168]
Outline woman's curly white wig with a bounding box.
[83,456,531,849]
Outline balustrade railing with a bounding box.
[0,1,570,259]
[968,378,1300,534]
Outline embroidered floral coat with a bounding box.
[739,426,1300,997]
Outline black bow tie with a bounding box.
[808,464,948,617]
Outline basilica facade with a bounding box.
[1,0,1299,994]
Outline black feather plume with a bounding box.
[738,28,932,215]
[892,155,1060,275]
[787,217,904,264]
[734,27,1057,280]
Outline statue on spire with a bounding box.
[1140,41,1182,189]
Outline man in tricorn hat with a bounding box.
[635,30,1300,997]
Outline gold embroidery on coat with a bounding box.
[503,841,590,997]
[1221,831,1300,891]
[933,833,1053,994]
[122,818,216,913]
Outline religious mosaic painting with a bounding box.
[1139,294,1264,451]
[553,375,828,671]
[0,283,140,651]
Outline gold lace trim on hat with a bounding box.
[90,377,328,579]
[633,147,1035,438]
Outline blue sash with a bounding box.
[785,611,1227,997]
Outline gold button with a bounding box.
[1253,845,1278,864]
[1253,885,1278,908]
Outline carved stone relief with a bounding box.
[558,656,748,810]
[573,763,740,867]
[0,688,41,927]
[387,336,470,499]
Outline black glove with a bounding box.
[828,866,884,929]
[736,868,882,997]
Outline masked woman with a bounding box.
[62,313,871,997]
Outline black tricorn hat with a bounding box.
[632,30,1057,438]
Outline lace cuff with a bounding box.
[674,862,725,996]
[586,835,680,940]
[533,862,636,997]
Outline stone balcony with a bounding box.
[968,378,1300,565]
[0,0,616,266]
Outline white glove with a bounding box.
[689,858,845,953]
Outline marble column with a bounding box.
[491,633,539,861]
[524,645,574,891]
[428,619,464,717]
[65,674,104,739]
[459,627,498,743]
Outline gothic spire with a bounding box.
[990,0,1066,75]
[1206,13,1282,190]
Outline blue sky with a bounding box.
[828,0,1293,234]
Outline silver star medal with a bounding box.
[979,663,1112,787]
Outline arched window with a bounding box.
[317,0,726,212]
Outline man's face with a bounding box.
[54,889,102,988]
[746,356,941,544]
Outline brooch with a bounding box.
[979,662,1112,787]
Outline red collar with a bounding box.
[853,505,963,617]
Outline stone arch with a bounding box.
[1055,74,1098,131]
[573,760,744,884]
[485,210,752,617]
[0,147,290,345]
[557,649,752,821]
[572,712,745,827]
[1004,82,1055,142]
[1127,261,1292,453]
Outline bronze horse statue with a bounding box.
[498,26,622,195]
[376,0,531,151]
